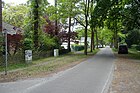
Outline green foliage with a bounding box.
[131,44,140,51]
[126,29,140,47]
[2,4,28,27]
[23,18,34,50]
[118,32,126,44]
[46,0,80,23]
[90,0,112,28]
[136,46,140,51]
[120,0,140,47]
[122,0,140,30]
[71,44,84,51]
[38,32,58,51]
[24,0,49,49]
[23,38,34,50]
[97,27,113,45]
[75,28,91,39]
[128,48,140,60]
[46,5,57,20]
[2,0,140,53]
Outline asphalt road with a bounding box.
[0,47,115,93]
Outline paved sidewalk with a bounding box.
[0,47,115,93]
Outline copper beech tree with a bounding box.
[7,34,22,55]
[43,16,78,45]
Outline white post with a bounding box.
[54,49,59,57]
[25,50,32,63]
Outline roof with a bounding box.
[2,22,23,35]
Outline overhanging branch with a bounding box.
[74,17,86,27]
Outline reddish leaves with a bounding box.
[7,34,23,55]
[43,16,78,43]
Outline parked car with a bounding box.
[118,45,128,54]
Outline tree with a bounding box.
[7,34,23,55]
[25,0,49,50]
[57,0,80,52]
[90,0,112,49]
[90,0,95,52]
[0,0,2,32]
[75,0,90,55]
[122,0,140,47]
[33,0,39,48]
[97,27,113,47]
[58,31,78,43]
[43,16,56,36]
[92,0,123,49]
[126,29,140,47]
[122,0,140,30]
[54,0,58,35]
[0,0,2,53]
[43,15,78,49]
[47,0,80,52]
[2,4,28,28]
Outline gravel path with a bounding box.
[108,53,140,93]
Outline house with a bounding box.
[2,22,23,35]
[2,22,23,55]
[79,37,91,46]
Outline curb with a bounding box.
[101,61,115,93]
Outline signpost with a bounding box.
[4,29,8,75]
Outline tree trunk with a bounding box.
[55,0,58,35]
[68,17,71,52]
[101,37,104,48]
[114,30,118,49]
[90,0,94,52]
[95,29,99,49]
[33,0,39,49]
[90,28,95,52]
[110,38,113,48]
[84,0,90,55]
[114,18,118,49]
[84,25,88,55]
[0,0,2,32]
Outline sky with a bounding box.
[3,0,54,5]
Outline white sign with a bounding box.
[25,50,32,61]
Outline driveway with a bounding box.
[0,47,115,93]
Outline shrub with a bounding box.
[38,33,58,51]
[131,44,140,51]
[136,45,140,51]
[72,44,84,51]
[59,49,69,55]
[23,38,34,50]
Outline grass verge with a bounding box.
[128,49,140,60]
[0,49,99,82]
[112,48,140,60]
[112,48,118,52]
